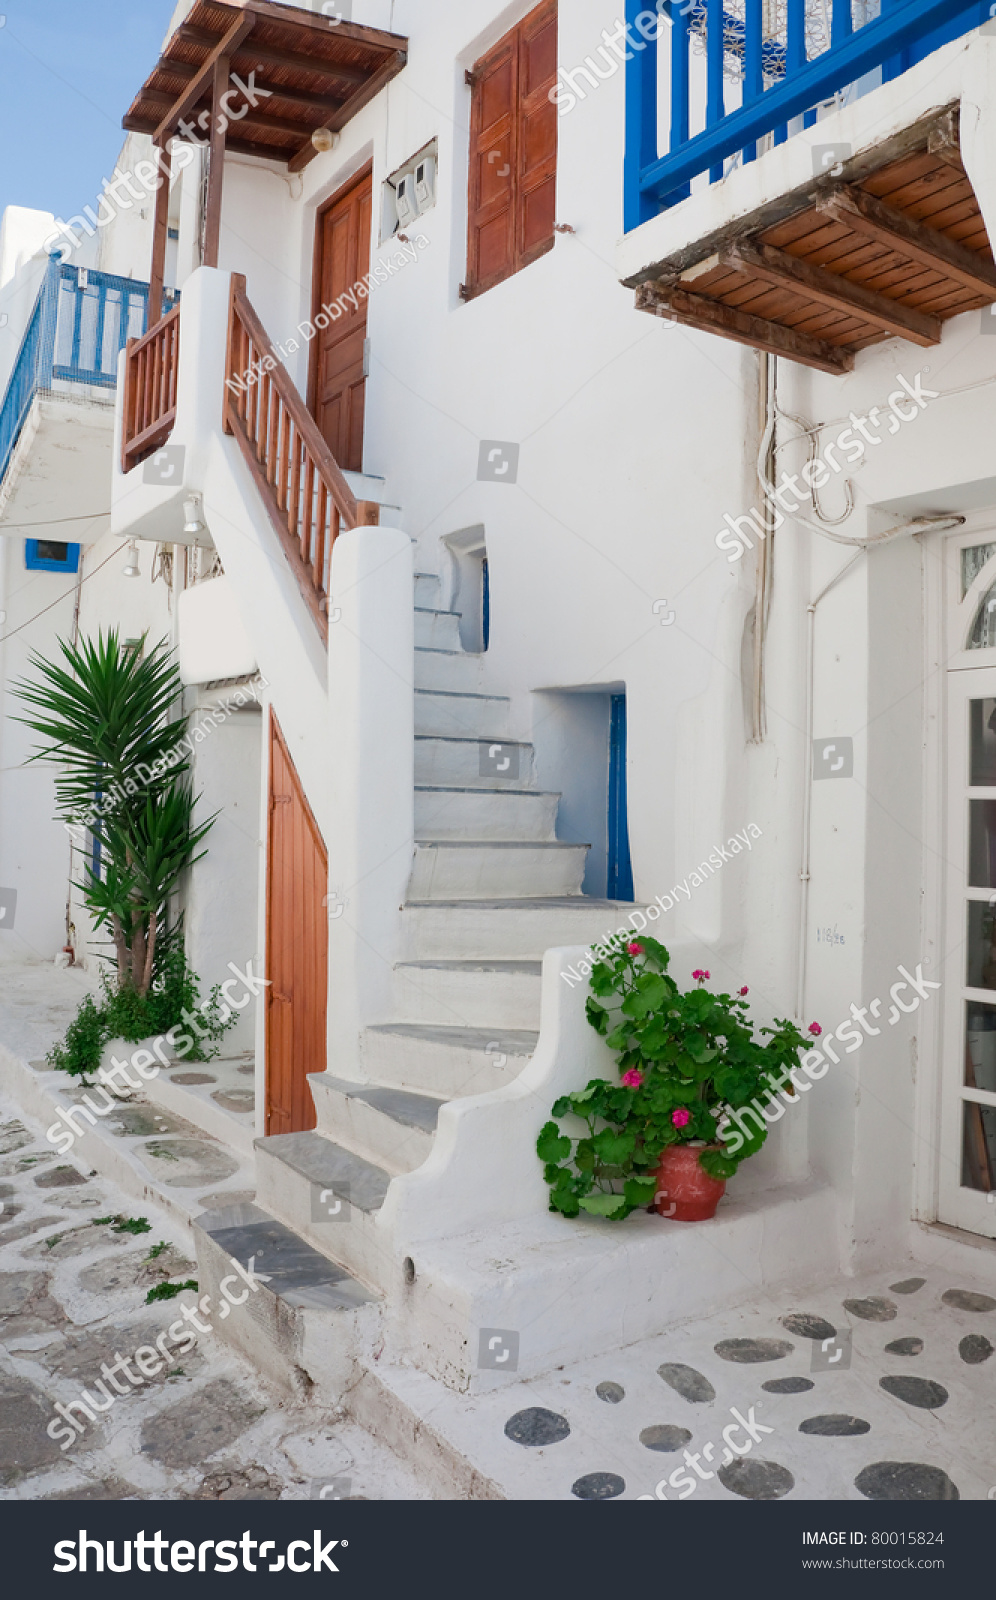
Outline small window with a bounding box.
[463,0,557,301]
[25,540,80,573]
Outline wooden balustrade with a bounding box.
[120,303,181,474]
[223,274,378,642]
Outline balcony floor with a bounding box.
[625,106,996,375]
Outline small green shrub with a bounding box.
[145,1280,198,1305]
[92,1214,151,1235]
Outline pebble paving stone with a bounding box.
[139,1379,264,1469]
[0,1269,66,1334]
[572,1472,626,1500]
[879,1376,949,1409]
[942,1288,996,1313]
[798,1414,871,1436]
[0,1121,32,1156]
[889,1277,926,1294]
[762,1376,815,1394]
[639,1425,692,1452]
[192,1464,283,1500]
[504,1408,571,1447]
[595,1381,625,1404]
[26,1224,131,1261]
[137,1138,240,1187]
[884,1337,923,1356]
[657,1363,716,1403]
[843,1295,897,1322]
[34,1165,88,1189]
[714,1337,793,1363]
[958,1334,994,1364]
[0,1373,77,1484]
[781,1313,836,1340]
[171,1073,216,1086]
[211,1089,255,1114]
[43,1477,143,1500]
[855,1462,960,1501]
[718,1458,794,1499]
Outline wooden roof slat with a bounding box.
[636,281,855,374]
[816,184,996,300]
[174,24,371,85]
[287,46,406,173]
[722,240,940,346]
[154,12,255,144]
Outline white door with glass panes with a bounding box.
[939,532,996,1234]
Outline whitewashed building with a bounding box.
[2,0,995,1443]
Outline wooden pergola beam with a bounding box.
[816,183,996,300]
[926,108,964,171]
[136,76,349,118]
[723,239,942,346]
[154,12,254,145]
[148,141,171,329]
[203,56,231,270]
[636,281,855,375]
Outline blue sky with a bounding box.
[0,1,177,221]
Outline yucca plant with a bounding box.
[13,630,215,996]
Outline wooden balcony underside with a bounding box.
[628,108,996,375]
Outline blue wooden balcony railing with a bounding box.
[625,0,991,229]
[0,257,176,487]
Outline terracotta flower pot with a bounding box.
[652,1144,726,1222]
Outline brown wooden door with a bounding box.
[465,0,557,299]
[265,711,327,1136]
[310,168,372,472]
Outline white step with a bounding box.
[415,735,535,787]
[309,1073,445,1176]
[415,608,462,650]
[193,1200,380,1401]
[392,959,543,1030]
[414,647,485,693]
[414,572,441,607]
[414,689,510,739]
[409,840,588,900]
[415,785,559,841]
[254,1131,393,1293]
[361,1023,537,1098]
[401,896,636,961]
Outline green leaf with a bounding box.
[698,1149,738,1181]
[592,1127,635,1165]
[536,1122,571,1164]
[623,1175,658,1207]
[621,973,667,1019]
[550,1189,581,1218]
[578,1193,631,1220]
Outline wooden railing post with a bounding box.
[356,501,380,526]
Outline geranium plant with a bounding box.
[537,935,816,1221]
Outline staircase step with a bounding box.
[415,735,535,787]
[414,572,441,607]
[402,896,636,960]
[309,1073,446,1175]
[254,1131,393,1291]
[361,1023,537,1098]
[414,607,462,650]
[414,688,510,739]
[410,839,588,900]
[393,959,542,1029]
[414,647,485,693]
[192,1200,380,1400]
[415,785,559,842]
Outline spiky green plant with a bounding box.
[13,629,215,995]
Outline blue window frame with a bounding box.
[608,694,635,902]
[25,539,80,573]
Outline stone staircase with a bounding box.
[253,571,627,1297]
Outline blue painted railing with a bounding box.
[0,258,176,487]
[625,0,991,228]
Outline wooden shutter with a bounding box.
[465,0,557,299]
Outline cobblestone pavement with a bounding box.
[0,1090,429,1503]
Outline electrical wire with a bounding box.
[0,509,110,528]
[0,543,120,646]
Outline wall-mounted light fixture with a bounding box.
[183,494,206,539]
[122,540,141,578]
[312,127,339,153]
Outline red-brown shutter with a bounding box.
[465,0,557,299]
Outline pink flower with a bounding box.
[739,986,749,996]
[808,1021,822,1036]
[627,941,644,955]
[622,1068,644,1088]
[692,969,711,982]
[672,1108,691,1128]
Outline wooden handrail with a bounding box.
[223,274,378,643]
[121,302,181,474]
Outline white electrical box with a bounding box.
[395,173,418,230]
[414,155,436,212]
